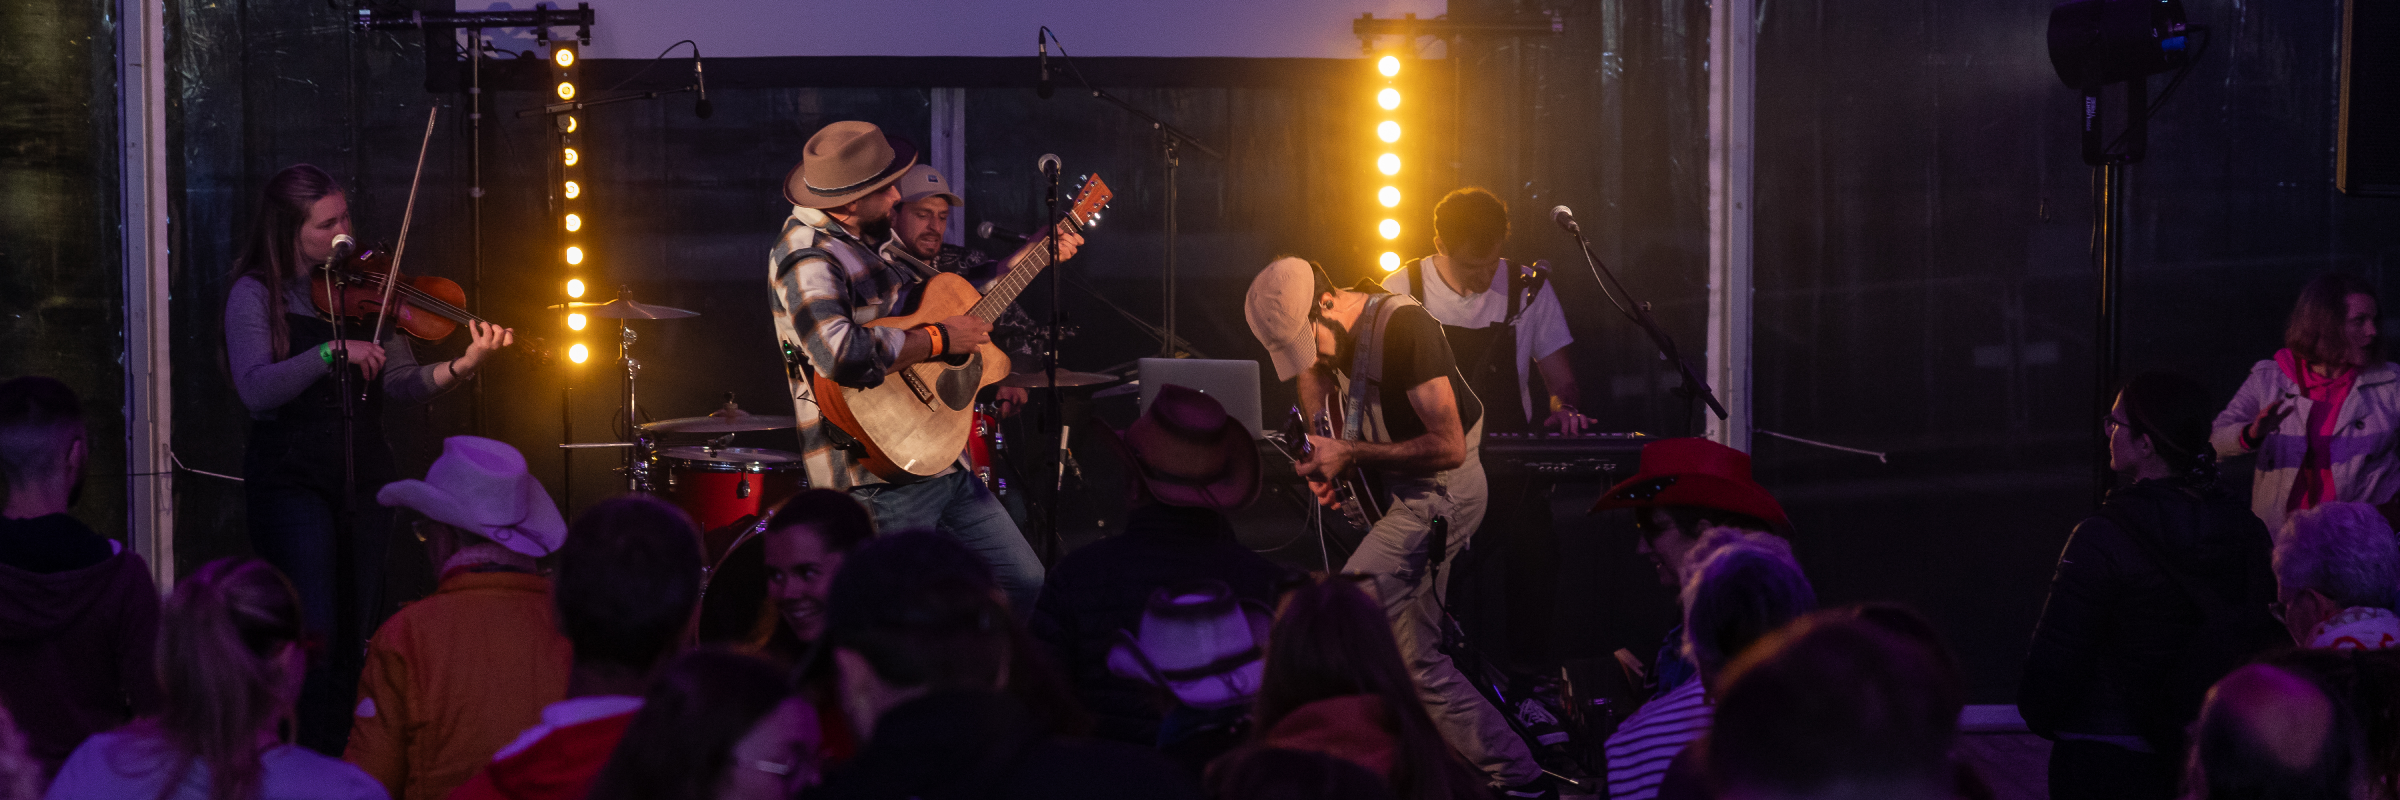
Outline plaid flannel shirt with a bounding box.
[768,207,945,490]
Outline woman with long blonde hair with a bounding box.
[44,558,386,800]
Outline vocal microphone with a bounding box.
[1038,153,1061,175]
[1551,205,1579,235]
[330,234,358,264]
[977,221,1030,246]
[1036,29,1054,99]
[693,46,713,119]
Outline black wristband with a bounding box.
[934,322,952,354]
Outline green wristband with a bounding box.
[318,341,333,365]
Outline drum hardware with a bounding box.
[546,297,702,319]
[996,369,1121,389]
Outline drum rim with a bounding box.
[655,446,808,472]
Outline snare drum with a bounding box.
[655,446,808,535]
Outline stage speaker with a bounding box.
[2340,0,2400,196]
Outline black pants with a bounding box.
[2048,738,2178,800]
[245,421,395,756]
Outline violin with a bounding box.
[312,248,551,362]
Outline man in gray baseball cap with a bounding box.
[1244,258,1548,795]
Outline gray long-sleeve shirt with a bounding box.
[225,275,444,420]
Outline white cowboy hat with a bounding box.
[376,436,568,557]
[1106,580,1273,710]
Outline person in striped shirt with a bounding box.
[1603,531,1816,800]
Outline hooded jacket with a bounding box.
[0,535,162,778]
[2020,479,2279,748]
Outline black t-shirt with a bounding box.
[0,513,113,574]
[1367,303,1483,442]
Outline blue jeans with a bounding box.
[854,469,1045,613]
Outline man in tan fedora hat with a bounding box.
[1243,257,1553,795]
[767,121,1068,614]
[1031,383,1294,749]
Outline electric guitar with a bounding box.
[1277,405,1385,529]
[813,175,1114,482]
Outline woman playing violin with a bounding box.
[222,163,513,755]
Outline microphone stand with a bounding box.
[1042,158,1064,564]
[1076,85,1222,358]
[319,262,363,671]
[1561,223,1727,426]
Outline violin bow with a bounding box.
[368,106,440,346]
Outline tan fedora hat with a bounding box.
[784,121,920,209]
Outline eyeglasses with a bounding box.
[2101,413,2132,433]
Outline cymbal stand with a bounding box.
[617,310,646,493]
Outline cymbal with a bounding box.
[997,370,1120,389]
[547,298,700,320]
[639,409,797,434]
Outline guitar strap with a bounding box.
[1343,293,1416,445]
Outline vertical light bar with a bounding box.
[554,40,589,364]
[1375,53,1405,271]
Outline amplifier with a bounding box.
[1480,432,1651,481]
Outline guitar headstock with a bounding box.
[1070,175,1114,230]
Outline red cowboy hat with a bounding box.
[1589,437,1790,530]
[1099,383,1261,511]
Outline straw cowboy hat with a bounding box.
[1589,437,1791,531]
[1099,383,1261,511]
[1106,580,1274,710]
[376,436,568,557]
[783,120,920,209]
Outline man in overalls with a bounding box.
[1245,257,1551,797]
[1383,188,1588,671]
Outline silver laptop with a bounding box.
[1138,358,1265,439]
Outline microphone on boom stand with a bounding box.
[692,46,713,119]
[1036,29,1054,99]
[976,221,1030,247]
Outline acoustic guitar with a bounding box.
[814,175,1114,482]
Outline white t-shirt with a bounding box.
[45,729,389,800]
[1381,257,1574,421]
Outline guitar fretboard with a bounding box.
[970,216,1085,323]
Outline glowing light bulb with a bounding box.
[562,116,578,133]
[1377,88,1400,110]
[565,278,585,298]
[1378,56,1400,77]
[563,181,580,199]
[1379,219,1400,239]
[1379,252,1401,271]
[556,82,575,101]
[1377,121,1401,143]
[563,148,579,166]
[1378,186,1400,207]
[565,246,584,265]
[564,213,582,232]
[568,343,589,364]
[1377,153,1400,175]
[567,313,587,331]
[553,48,575,68]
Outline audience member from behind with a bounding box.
[2250,647,2400,799]
[2213,273,2400,534]
[1106,581,1274,774]
[805,531,1195,800]
[2023,372,2282,800]
[2274,502,2400,650]
[588,649,818,800]
[1605,531,1816,800]
[2185,663,2362,800]
[1700,612,1965,800]
[45,558,386,800]
[345,436,573,800]
[0,375,162,779]
[1589,437,1791,699]
[1237,576,1488,800]
[450,496,702,800]
[1035,384,1294,746]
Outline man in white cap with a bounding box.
[1244,257,1548,796]
[767,121,1074,614]
[347,435,572,800]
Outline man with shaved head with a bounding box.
[2185,663,2361,800]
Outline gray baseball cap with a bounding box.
[896,164,964,207]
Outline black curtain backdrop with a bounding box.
[144,0,2400,704]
